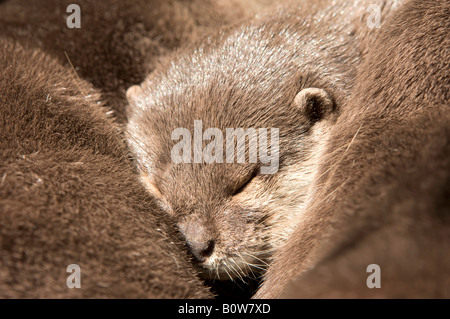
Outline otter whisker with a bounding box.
[228,260,246,283]
[222,263,234,282]
[241,251,270,266]
[243,261,267,272]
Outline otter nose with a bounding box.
[187,239,215,262]
[178,219,215,262]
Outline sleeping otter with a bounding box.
[126,0,401,282]
[0,37,211,298]
[255,0,450,298]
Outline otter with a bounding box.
[126,0,401,283]
[0,37,211,298]
[0,0,269,299]
[0,0,255,124]
[255,0,450,298]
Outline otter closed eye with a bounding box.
[233,169,258,196]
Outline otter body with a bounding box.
[0,37,211,298]
[126,0,401,281]
[255,0,450,298]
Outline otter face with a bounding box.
[146,163,272,280]
[126,77,337,280]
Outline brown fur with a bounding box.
[255,0,450,298]
[126,0,401,283]
[0,0,264,299]
[0,37,212,298]
[0,0,253,124]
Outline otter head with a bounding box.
[126,77,337,280]
[125,28,340,279]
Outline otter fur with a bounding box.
[255,0,450,298]
[0,37,212,298]
[0,0,265,298]
[0,0,255,124]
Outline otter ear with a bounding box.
[293,88,335,122]
[126,85,144,114]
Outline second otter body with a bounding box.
[255,0,450,298]
[126,0,401,281]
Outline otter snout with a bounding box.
[178,218,215,263]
